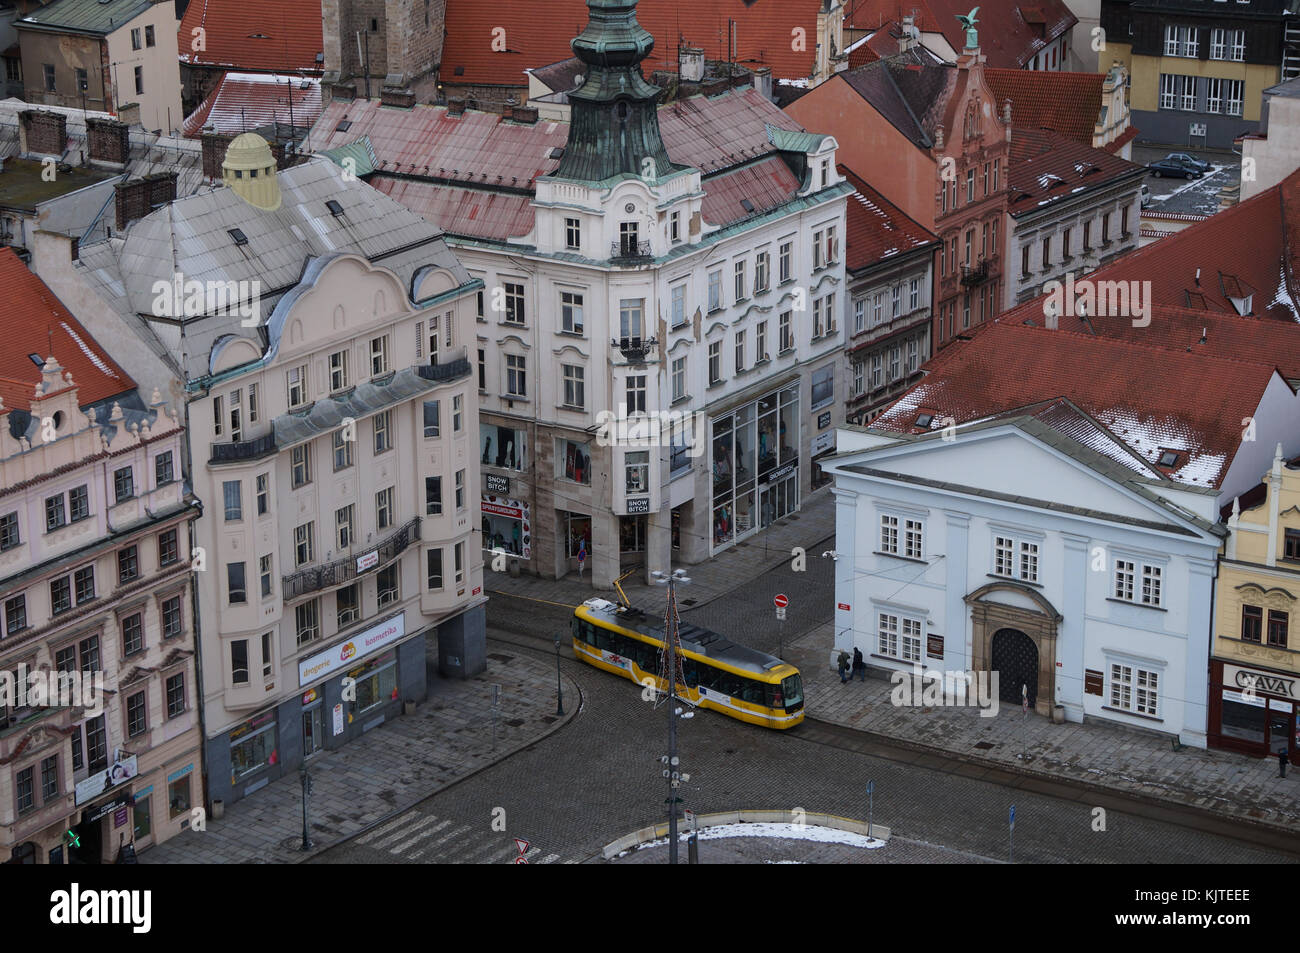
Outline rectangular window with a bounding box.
[455,470,465,510]
[16,766,33,814]
[561,291,584,333]
[453,394,463,432]
[1102,212,1111,243]
[502,283,525,324]
[619,299,644,345]
[1020,541,1039,583]
[1021,244,1031,278]
[46,493,66,532]
[41,756,58,802]
[853,298,865,333]
[625,451,649,494]
[0,511,16,552]
[1225,79,1244,117]
[734,331,746,373]
[118,545,139,584]
[1114,560,1135,601]
[291,444,312,488]
[287,365,307,407]
[506,354,527,397]
[1159,74,1177,110]
[370,335,389,376]
[708,341,721,385]
[376,486,394,531]
[966,167,975,203]
[626,374,647,413]
[904,519,923,559]
[1242,604,1263,642]
[372,409,392,455]
[262,631,273,678]
[813,229,824,270]
[671,357,686,402]
[44,63,55,92]
[1210,28,1227,59]
[5,594,27,635]
[825,225,837,264]
[671,284,686,328]
[145,24,155,47]
[162,596,182,638]
[113,466,134,503]
[853,361,864,396]
[779,242,792,283]
[902,618,922,662]
[155,451,174,486]
[454,542,465,586]
[294,522,314,566]
[756,320,767,360]
[427,549,443,590]
[134,66,143,96]
[222,480,242,521]
[906,338,919,373]
[870,353,882,389]
[333,429,353,471]
[329,351,349,392]
[755,251,769,293]
[1231,30,1245,61]
[231,640,249,686]
[377,564,400,607]
[878,612,898,657]
[779,311,793,352]
[889,346,900,380]
[879,514,899,554]
[260,554,272,598]
[1041,235,1051,269]
[619,222,639,256]
[85,714,107,770]
[336,505,354,550]
[669,210,680,243]
[336,583,360,628]
[1285,529,1300,561]
[562,364,585,409]
[426,476,442,516]
[478,348,486,391]
[227,562,246,604]
[565,217,581,250]
[708,269,722,311]
[121,611,144,656]
[166,673,185,718]
[418,400,440,441]
[1110,663,1158,715]
[131,27,142,50]
[296,600,320,646]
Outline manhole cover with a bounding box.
[974,741,995,750]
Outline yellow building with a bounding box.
[1210,444,1300,761]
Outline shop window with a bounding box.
[353,655,398,713]
[133,795,151,841]
[557,438,591,485]
[625,451,649,494]
[481,423,527,470]
[811,365,834,410]
[562,513,592,558]
[229,721,275,781]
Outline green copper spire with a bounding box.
[555,0,681,183]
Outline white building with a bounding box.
[824,322,1300,746]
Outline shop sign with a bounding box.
[114,806,128,828]
[166,763,194,784]
[481,500,523,519]
[1084,669,1105,696]
[332,704,344,736]
[1224,663,1298,701]
[811,430,835,456]
[766,463,796,486]
[626,496,650,514]
[298,612,406,687]
[83,790,131,824]
[302,689,318,705]
[927,634,944,659]
[75,754,138,807]
[230,710,275,742]
[818,412,831,430]
[485,474,510,494]
[356,550,379,573]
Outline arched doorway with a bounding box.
[991,628,1038,707]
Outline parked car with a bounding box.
[1141,184,1151,208]
[1162,152,1211,173]
[1147,157,1202,179]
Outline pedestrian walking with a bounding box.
[853,647,865,681]
[837,651,850,684]
[1280,747,1289,778]
[577,538,587,579]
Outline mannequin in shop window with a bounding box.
[482,436,492,465]
[714,448,731,483]
[735,439,749,481]
[512,523,522,555]
[715,506,730,544]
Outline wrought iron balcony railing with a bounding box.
[611,336,658,364]
[610,239,652,261]
[209,431,277,464]
[960,259,990,287]
[415,356,471,383]
[282,517,421,600]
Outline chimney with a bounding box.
[201,131,235,180]
[679,46,705,83]
[751,66,772,101]
[447,97,466,116]
[19,109,67,157]
[115,177,153,231]
[117,102,142,128]
[379,87,416,109]
[900,15,917,53]
[510,105,538,124]
[86,117,131,166]
[1195,267,1201,286]
[327,82,356,102]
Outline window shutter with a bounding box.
[415,321,423,359]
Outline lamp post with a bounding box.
[554,634,565,716]
[653,567,692,865]
[299,764,314,851]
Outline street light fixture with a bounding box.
[653,567,691,864]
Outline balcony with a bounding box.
[282,517,421,600]
[960,258,990,287]
[611,336,658,364]
[209,431,277,465]
[415,355,472,384]
[610,239,652,262]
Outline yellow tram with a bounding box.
[572,598,804,729]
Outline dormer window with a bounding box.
[228,228,248,246]
[1157,450,1181,468]
[915,413,934,429]
[326,199,344,217]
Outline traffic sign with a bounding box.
[1009,805,1015,828]
[775,607,786,621]
[866,780,874,795]
[773,593,789,609]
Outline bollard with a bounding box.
[688,832,698,865]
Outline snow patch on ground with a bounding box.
[634,822,887,850]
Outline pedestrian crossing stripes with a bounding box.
[352,811,578,863]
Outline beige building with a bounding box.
[1240,76,1300,202]
[47,134,486,811]
[16,0,183,134]
[1210,443,1300,762]
[0,249,199,863]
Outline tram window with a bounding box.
[637,641,658,671]
[715,673,741,697]
[682,661,699,687]
[696,664,719,691]
[764,683,780,707]
[741,680,764,704]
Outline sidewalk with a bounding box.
[485,484,837,610]
[788,623,1300,833]
[142,636,577,863]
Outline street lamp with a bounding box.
[299,763,314,851]
[653,567,691,864]
[554,634,565,716]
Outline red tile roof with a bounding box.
[872,321,1278,489]
[1103,124,1140,154]
[183,72,323,137]
[701,155,802,229]
[985,68,1102,145]
[178,0,323,73]
[848,0,1077,69]
[1006,127,1145,213]
[838,163,937,271]
[0,248,134,414]
[441,0,830,87]
[1004,165,1300,321]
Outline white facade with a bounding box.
[826,421,1226,746]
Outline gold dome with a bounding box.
[222,133,281,211]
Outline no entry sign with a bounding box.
[773,593,789,609]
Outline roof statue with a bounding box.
[957,7,980,49]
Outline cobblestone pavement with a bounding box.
[609,833,992,864]
[791,623,1300,834]
[484,486,837,612]
[142,638,577,863]
[313,600,1294,865]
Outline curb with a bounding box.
[292,666,585,863]
[805,715,1300,840]
[601,809,892,860]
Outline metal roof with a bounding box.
[274,366,445,447]
[183,72,323,138]
[318,136,378,178]
[17,0,152,34]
